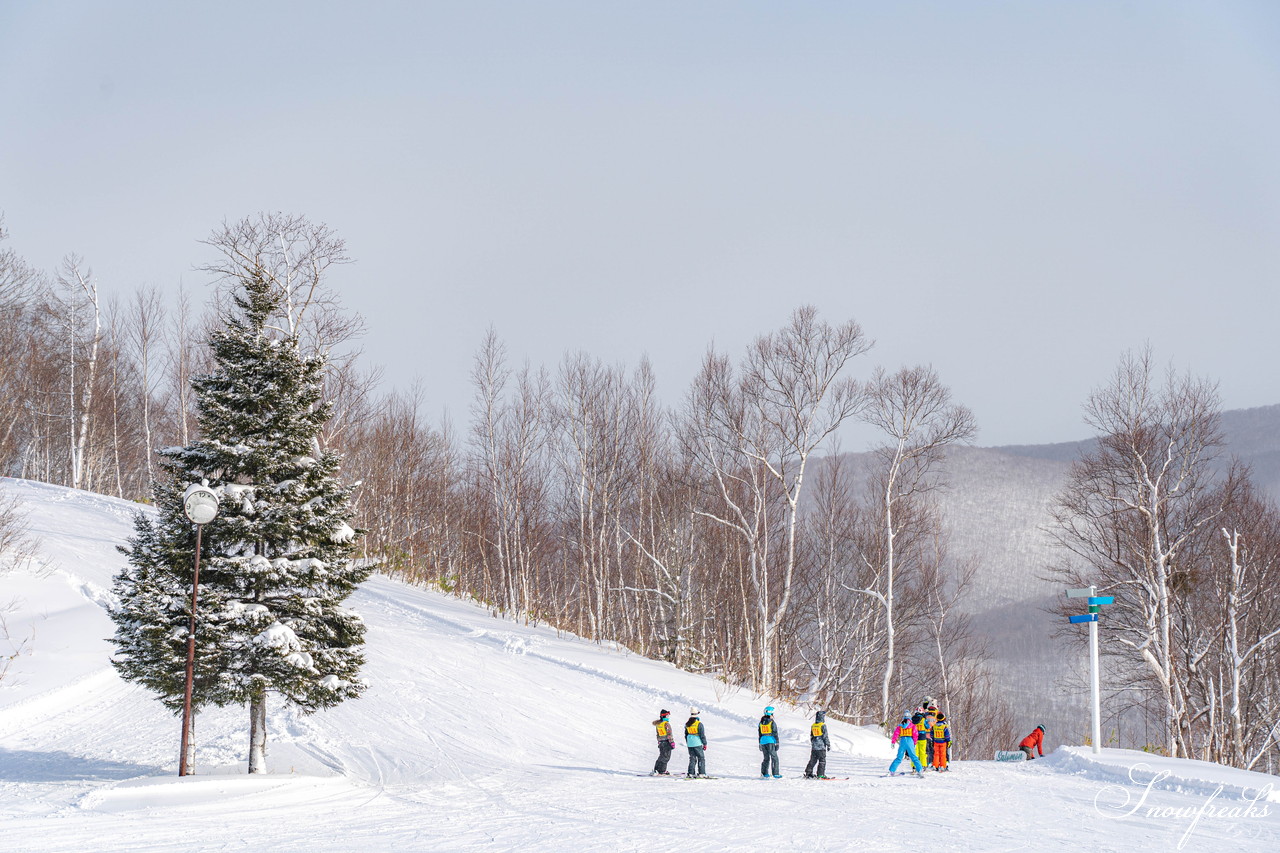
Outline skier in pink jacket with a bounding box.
[888,713,924,776]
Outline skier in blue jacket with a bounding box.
[888,713,925,776]
[758,706,781,778]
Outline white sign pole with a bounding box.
[1088,585,1101,754]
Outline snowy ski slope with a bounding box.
[1,478,1277,852]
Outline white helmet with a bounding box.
[689,707,701,716]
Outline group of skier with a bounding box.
[648,699,942,779]
[648,700,1051,778]
[649,706,835,779]
[887,696,953,776]
[649,708,706,778]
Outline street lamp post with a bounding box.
[179,484,219,777]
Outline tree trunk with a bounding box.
[248,690,268,774]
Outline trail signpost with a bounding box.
[1066,585,1112,754]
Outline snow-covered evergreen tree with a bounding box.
[111,268,369,773]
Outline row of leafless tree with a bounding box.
[340,309,1017,756]
[1,221,202,497]
[0,214,371,500]
[1051,349,1280,771]
[0,213,1014,758]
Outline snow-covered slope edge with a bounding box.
[1044,746,1280,804]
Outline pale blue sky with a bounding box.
[3,1,1278,446]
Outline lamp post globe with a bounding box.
[183,484,220,525]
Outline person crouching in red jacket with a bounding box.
[1019,725,1045,760]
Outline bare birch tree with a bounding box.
[56,257,101,491]
[468,329,552,619]
[126,286,166,491]
[1213,485,1280,769]
[551,353,644,639]
[685,306,869,692]
[789,449,883,716]
[165,284,198,446]
[200,213,355,346]
[0,224,45,469]
[858,364,975,723]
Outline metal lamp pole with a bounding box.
[179,484,220,777]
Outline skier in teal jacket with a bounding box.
[758,706,781,778]
[685,709,708,778]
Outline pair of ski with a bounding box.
[636,773,850,780]
[636,773,719,779]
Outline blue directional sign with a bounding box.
[1063,584,1107,756]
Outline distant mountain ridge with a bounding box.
[836,402,1280,605]
[991,403,1280,496]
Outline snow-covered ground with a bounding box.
[1,478,1277,852]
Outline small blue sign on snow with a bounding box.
[1069,614,1098,624]
[1089,596,1114,605]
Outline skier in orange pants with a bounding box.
[930,712,951,771]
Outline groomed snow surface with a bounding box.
[1,478,1277,852]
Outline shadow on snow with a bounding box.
[0,748,161,783]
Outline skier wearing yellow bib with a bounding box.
[758,706,781,778]
[803,710,832,779]
[930,712,951,771]
[650,709,676,775]
[912,711,929,769]
[684,708,708,778]
[888,713,925,776]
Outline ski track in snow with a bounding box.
[1,479,1279,852]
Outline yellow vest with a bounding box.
[656,720,670,737]
[759,721,774,736]
[811,722,825,737]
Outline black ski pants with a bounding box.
[805,748,827,778]
[654,742,673,773]
[760,743,779,776]
[687,746,706,777]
